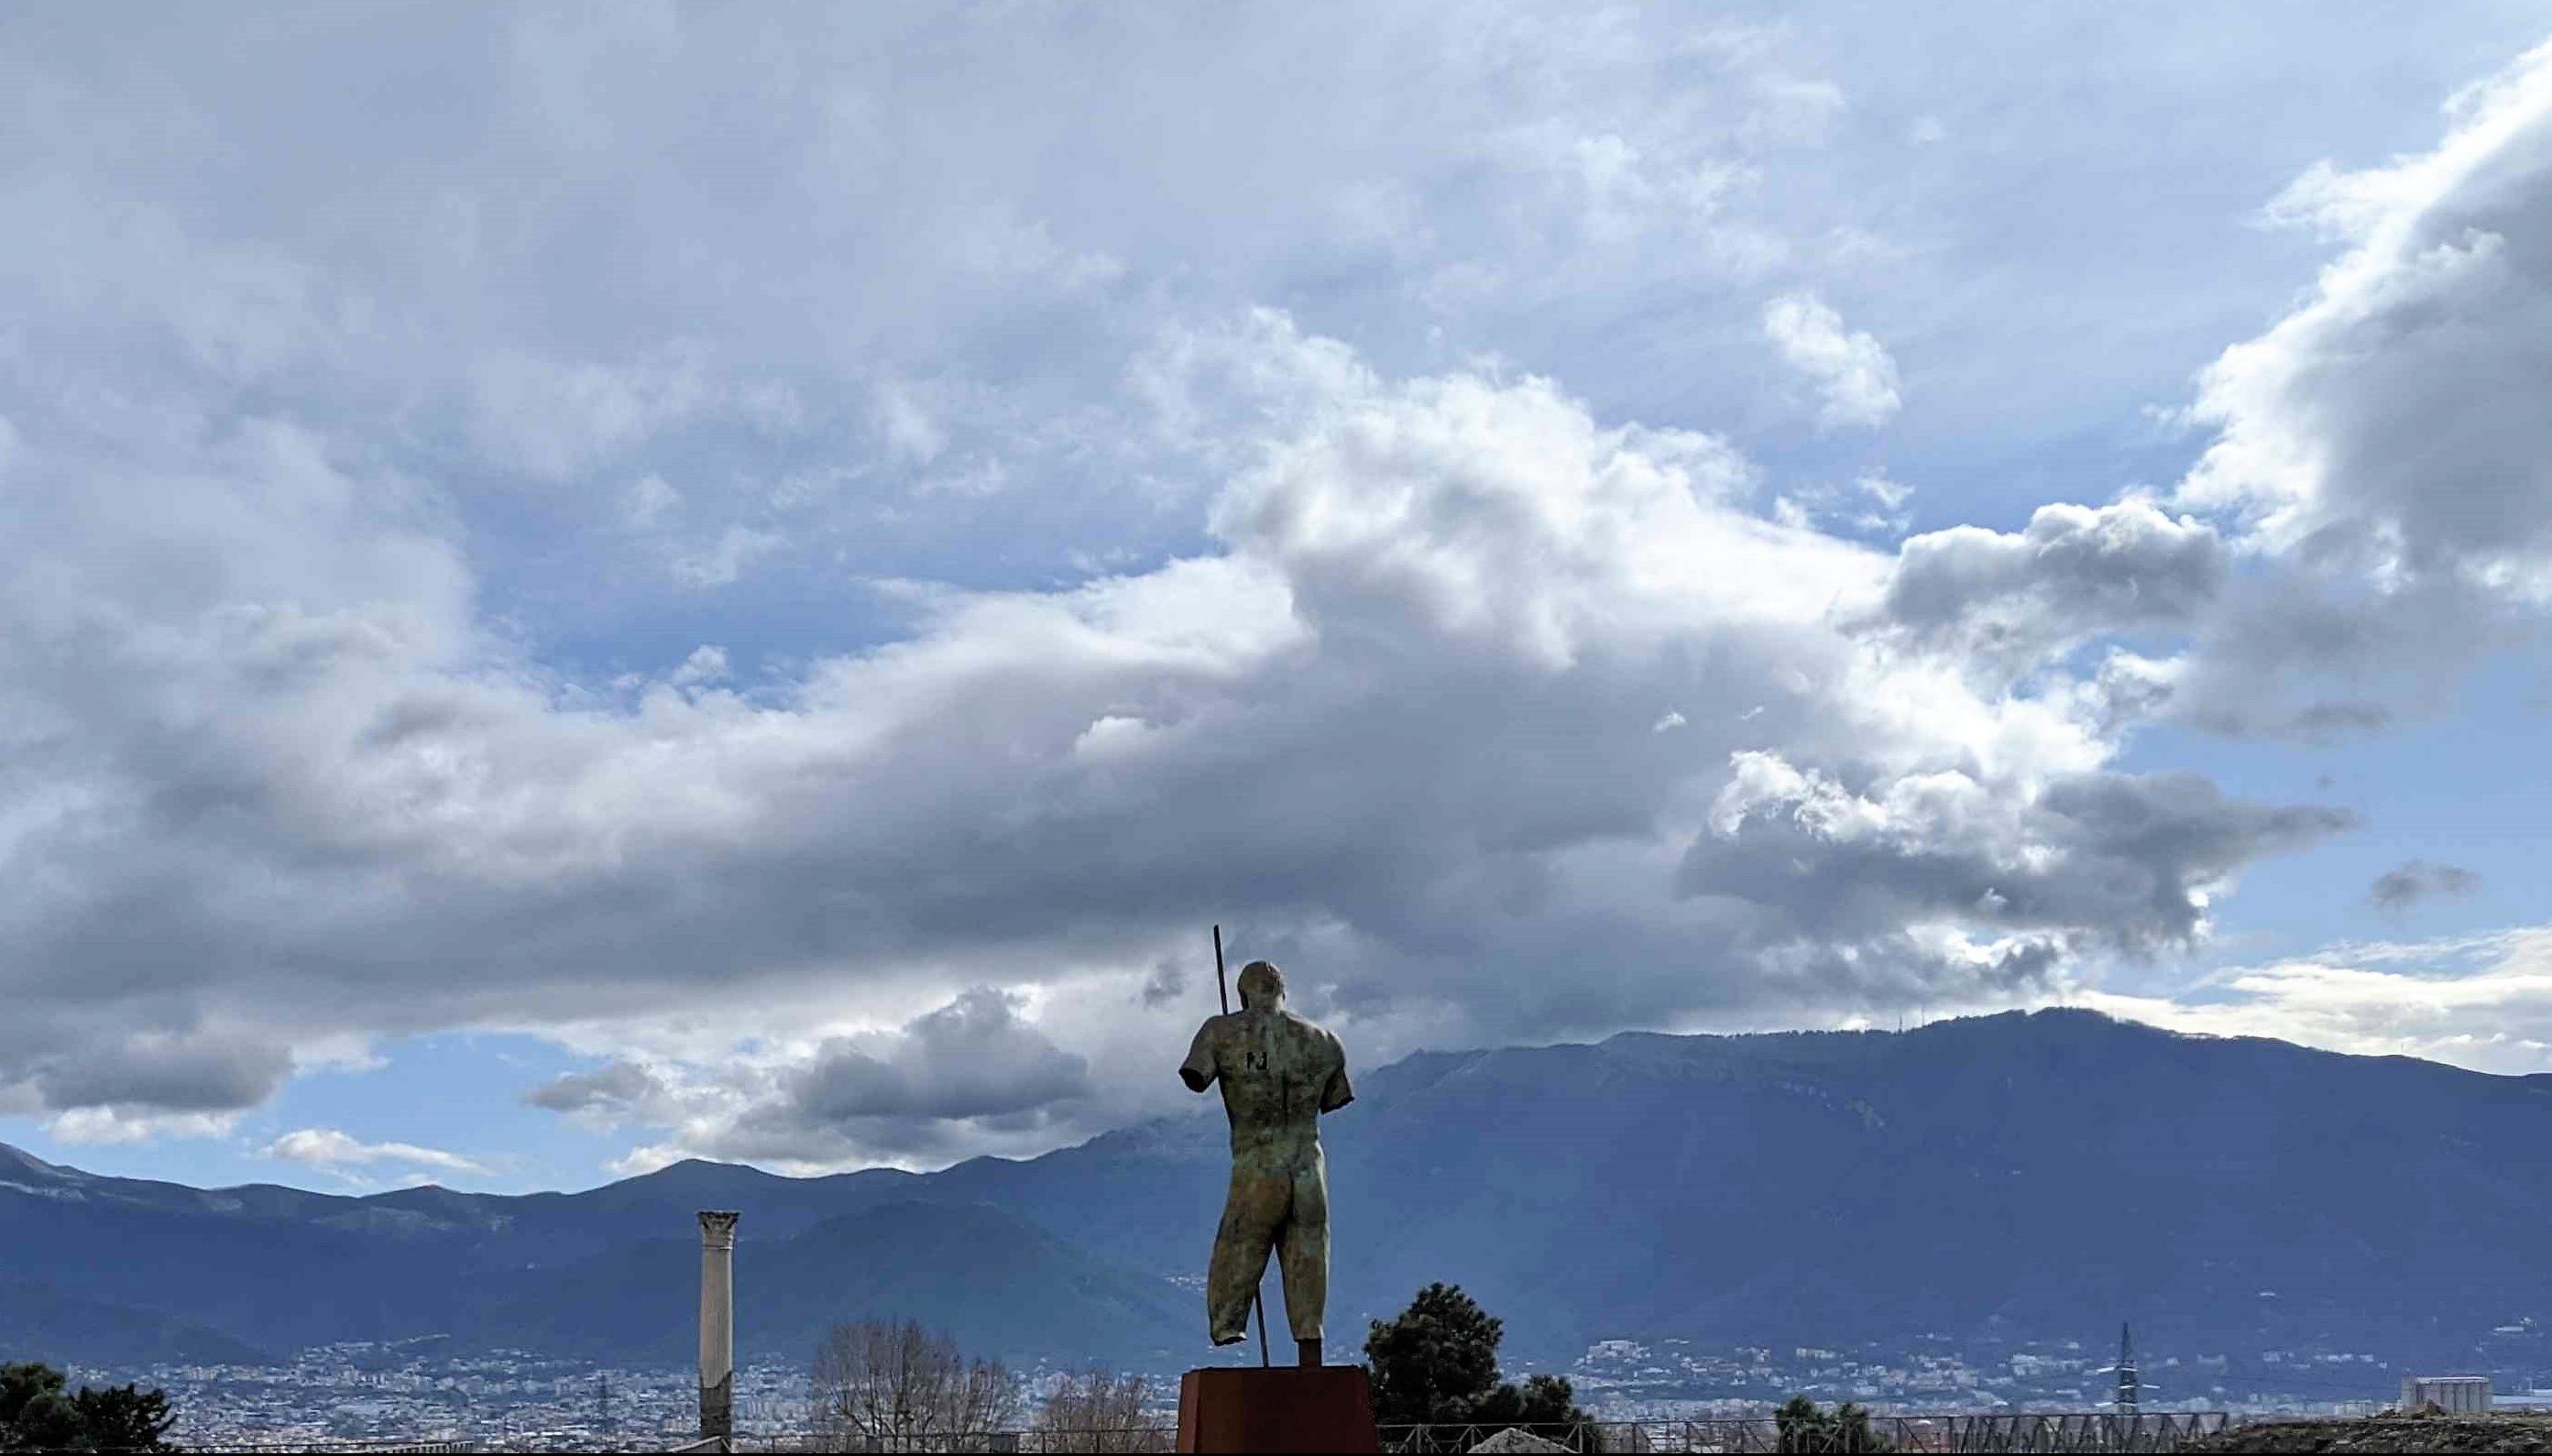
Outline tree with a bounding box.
[1775,1396,1889,1453]
[1365,1283,1506,1426]
[1472,1374,1591,1429]
[1364,1284,1600,1447]
[807,1318,1017,1452]
[71,1385,180,1452]
[1030,1367,1167,1453]
[1,1363,179,1452]
[0,1365,81,1452]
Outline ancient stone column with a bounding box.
[698,1210,740,1445]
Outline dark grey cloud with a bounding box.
[1874,499,2229,677]
[2163,574,2537,742]
[1854,47,2552,746]
[2369,859,2483,911]
[788,990,1090,1122]
[711,990,1092,1163]
[26,1027,291,1116]
[1138,960,1189,1010]
[521,1062,664,1120]
[1856,496,2473,748]
[1681,758,2356,997]
[2184,59,2552,578]
[2164,43,2552,732]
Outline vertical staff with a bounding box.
[1212,924,1274,1369]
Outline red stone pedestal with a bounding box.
[1176,1365,1381,1453]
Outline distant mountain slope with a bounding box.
[470,1199,1187,1366]
[791,1009,2552,1364]
[0,1280,269,1368]
[10,1010,2552,1370]
[0,1158,488,1352]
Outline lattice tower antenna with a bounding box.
[2115,1322,2141,1413]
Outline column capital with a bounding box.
[698,1210,740,1248]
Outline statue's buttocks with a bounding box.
[1178,960,1353,1363]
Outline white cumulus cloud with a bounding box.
[5,5,2545,1176]
[1763,292,1902,428]
[264,1128,489,1177]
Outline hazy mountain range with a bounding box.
[8,1009,2552,1374]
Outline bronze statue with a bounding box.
[1179,958,1354,1367]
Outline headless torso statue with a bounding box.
[1179,959,1353,1368]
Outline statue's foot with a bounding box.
[1210,1330,1249,1347]
[1298,1338,1322,1367]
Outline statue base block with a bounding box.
[1176,1365,1381,1453]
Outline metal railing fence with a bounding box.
[730,1411,2236,1453]
[1377,1412,2234,1453]
[190,1409,2240,1454]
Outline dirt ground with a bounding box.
[2187,1409,2552,1452]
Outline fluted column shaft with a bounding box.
[698,1210,739,1443]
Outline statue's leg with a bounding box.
[1206,1162,1285,1346]
[1274,1147,1330,1344]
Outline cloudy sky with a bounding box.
[10,2,2552,1193]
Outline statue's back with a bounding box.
[1183,1006,1353,1152]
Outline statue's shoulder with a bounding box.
[1281,1010,1344,1052]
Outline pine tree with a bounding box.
[1364,1283,1600,1448]
[0,1362,179,1452]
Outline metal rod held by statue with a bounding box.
[1212,923,1274,1369]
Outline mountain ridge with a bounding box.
[8,1010,2552,1372]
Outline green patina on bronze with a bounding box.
[1179,959,1354,1356]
